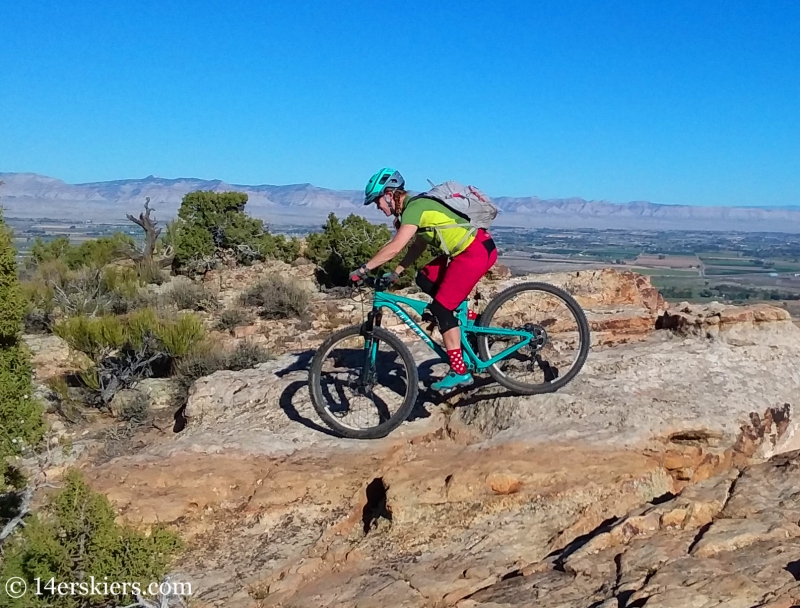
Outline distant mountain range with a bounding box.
[2,172,800,232]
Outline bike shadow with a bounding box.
[279,378,340,438]
[273,349,439,433]
[274,349,513,437]
[273,350,342,437]
[275,350,315,378]
[414,356,517,405]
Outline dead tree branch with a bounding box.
[126,198,162,260]
[0,485,34,544]
[0,440,59,547]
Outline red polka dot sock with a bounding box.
[447,348,467,375]
[467,310,478,321]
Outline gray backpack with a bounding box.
[407,180,499,256]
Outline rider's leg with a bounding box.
[417,255,480,323]
[429,230,498,391]
[429,300,472,390]
[415,255,447,296]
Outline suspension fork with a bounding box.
[360,308,383,384]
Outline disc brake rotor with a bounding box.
[523,323,548,350]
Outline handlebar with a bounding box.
[354,275,395,291]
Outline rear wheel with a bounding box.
[476,282,590,394]
[309,325,419,439]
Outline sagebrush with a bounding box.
[239,275,309,319]
[53,310,206,408]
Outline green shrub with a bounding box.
[303,213,433,288]
[157,314,206,358]
[173,191,254,266]
[0,469,182,607]
[135,258,166,285]
[305,213,390,287]
[216,307,254,331]
[66,233,136,269]
[225,341,273,370]
[54,310,206,408]
[55,310,207,363]
[305,213,435,288]
[28,236,72,268]
[125,307,162,349]
[21,280,56,333]
[162,281,219,311]
[171,190,301,269]
[271,234,302,263]
[54,315,127,360]
[160,218,182,255]
[102,265,141,298]
[239,275,309,319]
[28,233,136,271]
[0,346,45,489]
[0,212,45,489]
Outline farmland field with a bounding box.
[634,254,700,268]
[490,226,800,314]
[629,267,700,277]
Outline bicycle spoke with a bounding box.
[478,284,588,392]
[316,335,412,432]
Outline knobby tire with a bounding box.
[309,325,420,439]
[476,282,590,394]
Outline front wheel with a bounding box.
[476,282,590,394]
[309,325,419,439]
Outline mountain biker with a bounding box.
[349,167,498,391]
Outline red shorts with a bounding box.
[420,229,498,310]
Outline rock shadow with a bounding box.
[545,515,621,570]
[173,403,187,433]
[362,477,392,534]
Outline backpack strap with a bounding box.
[447,226,478,256]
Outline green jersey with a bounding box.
[400,197,476,256]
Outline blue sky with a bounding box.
[1,0,799,206]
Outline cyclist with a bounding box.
[349,167,498,391]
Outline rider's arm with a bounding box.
[365,224,418,271]
[393,236,427,275]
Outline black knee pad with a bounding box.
[429,299,458,333]
[415,271,438,297]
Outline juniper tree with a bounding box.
[0,209,45,490]
[172,190,301,269]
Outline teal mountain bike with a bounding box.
[308,276,590,439]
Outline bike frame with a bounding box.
[362,288,534,372]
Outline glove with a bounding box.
[349,264,368,283]
[382,271,400,284]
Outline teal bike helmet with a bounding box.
[364,168,405,205]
